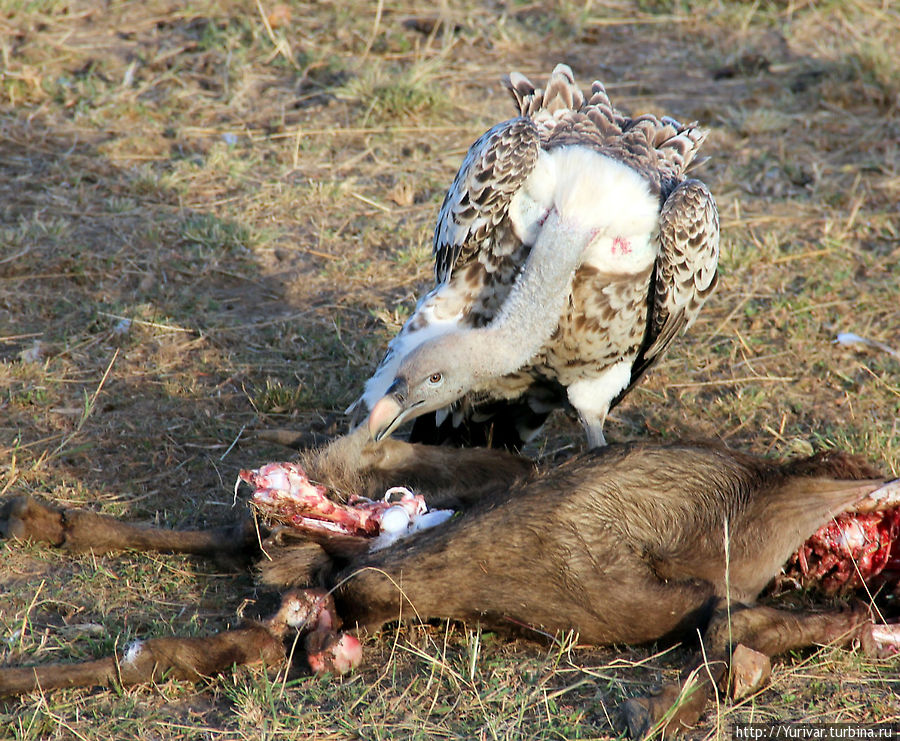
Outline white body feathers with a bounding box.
[358,146,660,412]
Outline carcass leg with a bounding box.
[0,588,361,697]
[622,601,875,738]
[0,625,285,697]
[1,495,256,563]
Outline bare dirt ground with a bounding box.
[1,0,898,738]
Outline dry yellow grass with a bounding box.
[1,0,899,738]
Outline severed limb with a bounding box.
[0,588,360,697]
[0,495,258,564]
[0,625,284,696]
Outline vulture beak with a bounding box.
[367,378,415,442]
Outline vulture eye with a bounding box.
[428,373,443,385]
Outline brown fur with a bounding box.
[0,493,258,566]
[312,442,886,639]
[1,431,894,736]
[295,428,534,508]
[0,626,285,695]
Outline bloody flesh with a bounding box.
[240,462,428,539]
[782,509,900,595]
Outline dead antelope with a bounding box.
[1,428,898,736]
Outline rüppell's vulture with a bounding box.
[349,64,719,449]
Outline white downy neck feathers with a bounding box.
[411,145,661,383]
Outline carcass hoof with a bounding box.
[621,695,656,738]
[0,496,66,546]
[620,682,706,738]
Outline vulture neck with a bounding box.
[471,210,587,378]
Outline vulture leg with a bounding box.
[581,415,607,449]
[0,495,258,565]
[566,361,633,447]
[621,601,881,737]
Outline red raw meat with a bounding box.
[782,509,900,595]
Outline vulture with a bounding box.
[349,64,720,448]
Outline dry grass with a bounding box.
[1,0,899,738]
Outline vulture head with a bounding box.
[367,332,483,442]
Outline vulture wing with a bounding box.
[433,117,540,283]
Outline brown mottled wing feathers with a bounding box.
[504,64,585,118]
[433,117,540,284]
[643,179,720,366]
